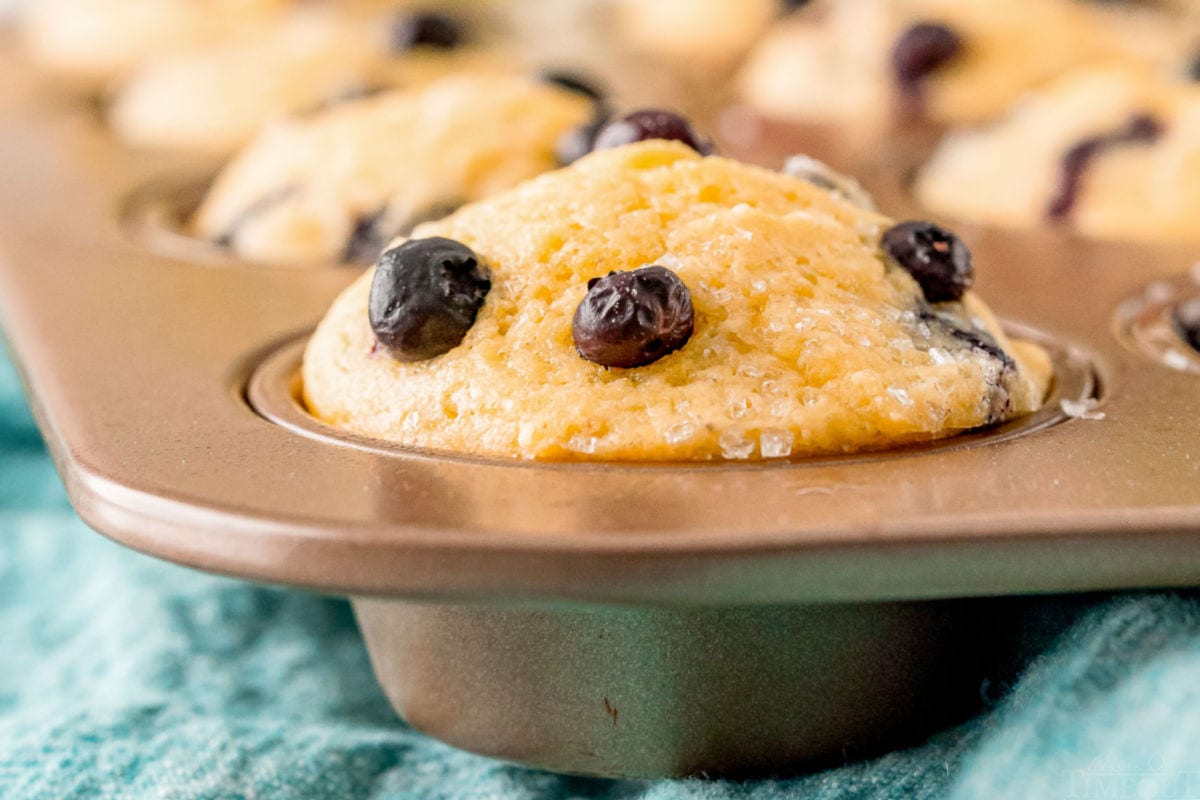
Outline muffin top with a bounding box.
[192,73,595,265]
[737,0,1186,128]
[303,141,1050,461]
[916,63,1200,242]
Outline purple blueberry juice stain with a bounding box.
[1046,114,1163,222]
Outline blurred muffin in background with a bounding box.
[916,62,1200,243]
[192,73,595,265]
[613,0,784,69]
[737,0,1190,131]
[21,0,287,89]
[22,0,700,156]
[499,0,696,114]
[108,3,508,154]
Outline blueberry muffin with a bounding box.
[192,74,595,265]
[108,5,505,154]
[613,0,784,67]
[303,136,1051,461]
[915,64,1200,242]
[21,0,286,88]
[737,0,1186,129]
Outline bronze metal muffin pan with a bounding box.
[3,45,1200,779]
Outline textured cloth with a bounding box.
[1,348,1199,799]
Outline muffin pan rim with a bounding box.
[1114,270,1200,376]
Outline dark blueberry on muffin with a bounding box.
[369,237,490,361]
[573,266,695,368]
[881,221,973,303]
[592,109,714,156]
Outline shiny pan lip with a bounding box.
[3,51,1200,607]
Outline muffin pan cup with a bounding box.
[4,49,1200,779]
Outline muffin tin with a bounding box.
[4,43,1200,779]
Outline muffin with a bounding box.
[108,4,504,154]
[915,63,1200,242]
[20,0,286,89]
[192,74,595,265]
[737,0,1186,129]
[613,0,783,68]
[303,137,1051,461]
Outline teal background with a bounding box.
[2,350,1199,799]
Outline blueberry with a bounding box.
[591,109,714,156]
[891,22,962,90]
[881,221,973,303]
[1174,296,1200,353]
[539,69,606,102]
[369,237,490,361]
[573,266,694,368]
[391,11,464,52]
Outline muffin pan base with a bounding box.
[3,49,1200,778]
[355,596,989,778]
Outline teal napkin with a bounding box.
[2,348,1199,799]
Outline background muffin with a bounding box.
[915,63,1200,243]
[21,0,288,89]
[737,0,1188,130]
[193,73,596,265]
[107,3,510,153]
[613,0,782,69]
